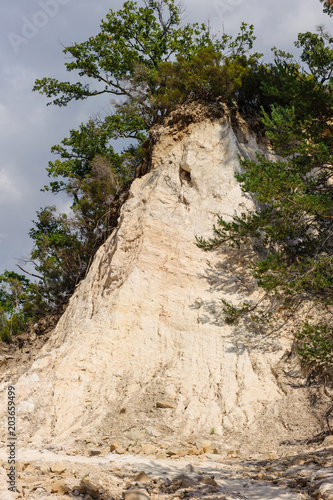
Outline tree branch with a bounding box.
[16,265,44,281]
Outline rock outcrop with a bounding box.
[0,102,324,455]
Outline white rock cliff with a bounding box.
[0,103,322,454]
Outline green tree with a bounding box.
[32,0,212,125]
[0,272,41,342]
[146,44,264,112]
[45,118,124,198]
[320,0,333,16]
[197,26,333,378]
[33,1,259,129]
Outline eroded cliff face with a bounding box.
[0,103,322,453]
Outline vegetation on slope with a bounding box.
[1,0,332,385]
[197,22,333,378]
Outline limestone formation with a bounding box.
[0,103,326,459]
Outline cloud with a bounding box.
[0,167,22,205]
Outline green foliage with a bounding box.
[126,21,265,113]
[0,272,28,312]
[259,30,333,123]
[45,118,124,196]
[296,29,333,85]
[296,323,333,372]
[27,153,123,308]
[220,299,252,325]
[149,47,263,111]
[44,116,139,201]
[198,23,333,377]
[29,207,84,306]
[320,0,333,16]
[0,271,46,342]
[32,0,214,118]
[32,0,261,127]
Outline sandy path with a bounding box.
[0,449,304,499]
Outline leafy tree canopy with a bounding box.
[0,271,47,342]
[320,0,333,16]
[33,0,260,130]
[197,22,333,378]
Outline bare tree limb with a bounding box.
[16,265,44,281]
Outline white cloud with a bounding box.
[0,167,22,205]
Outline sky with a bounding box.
[0,0,331,275]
